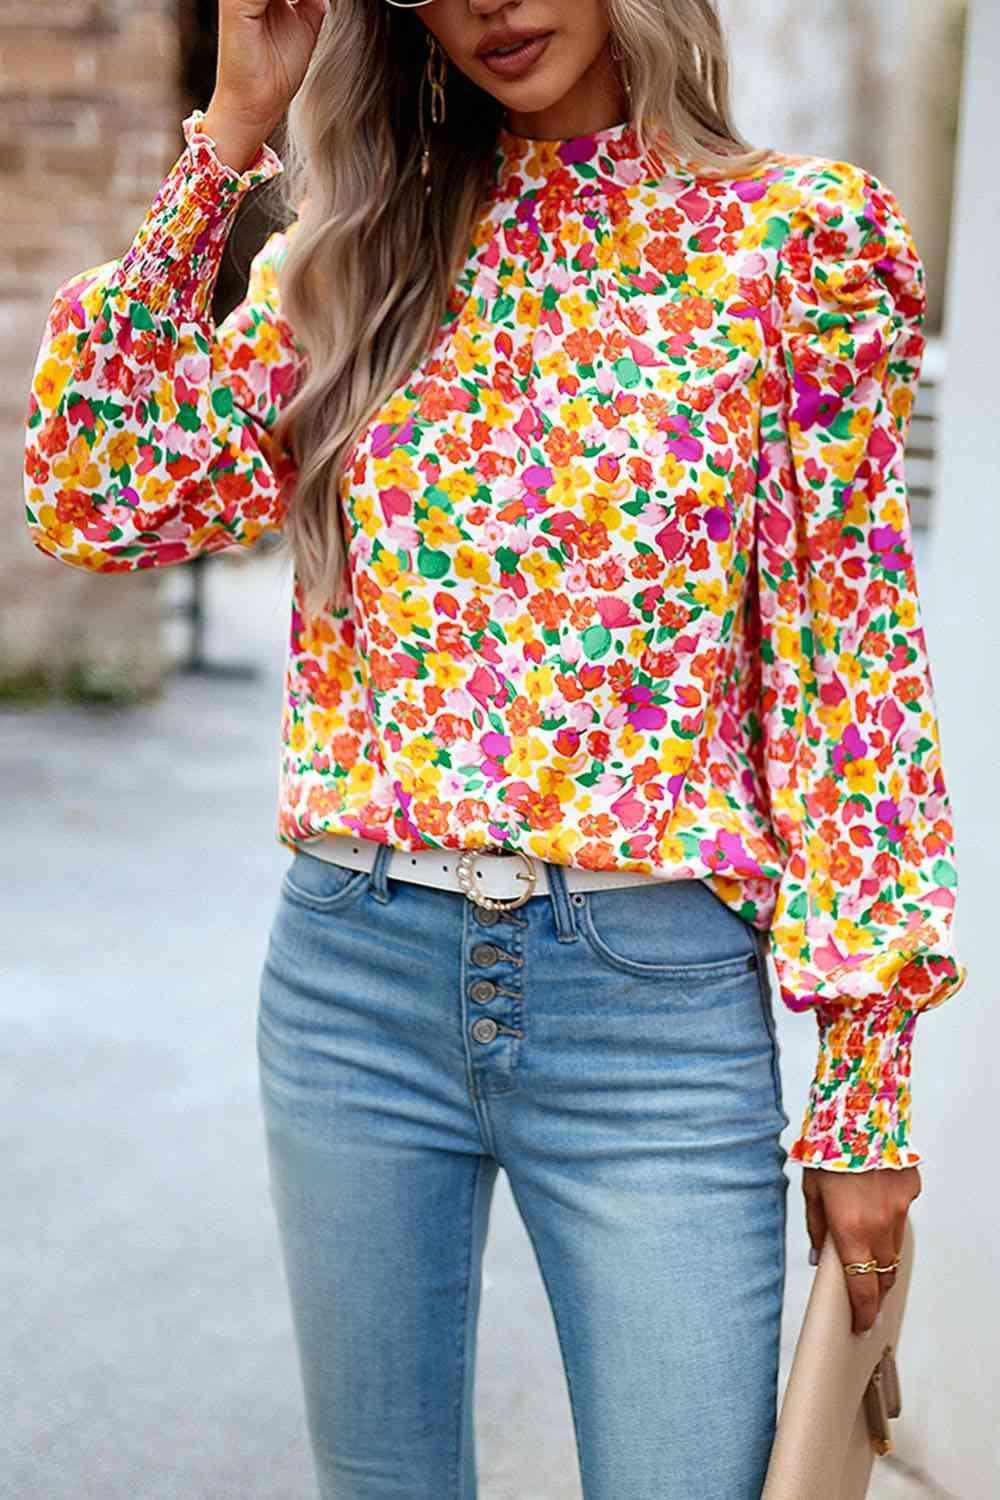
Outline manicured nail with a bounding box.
[808,1245,818,1266]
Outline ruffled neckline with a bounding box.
[492,116,688,200]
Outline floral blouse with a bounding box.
[24,109,967,1172]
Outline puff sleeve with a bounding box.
[754,158,967,1171]
[24,111,302,571]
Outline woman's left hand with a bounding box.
[802,1165,921,1335]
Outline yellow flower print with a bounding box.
[424,652,466,690]
[372,550,403,589]
[506,735,548,777]
[454,543,491,585]
[529,826,584,864]
[659,833,686,864]
[520,552,562,589]
[383,589,432,636]
[139,474,173,507]
[523,663,555,702]
[453,326,491,375]
[50,331,78,363]
[843,757,877,796]
[881,497,905,531]
[698,471,728,508]
[155,373,178,422]
[894,597,916,628]
[817,697,851,738]
[437,470,479,502]
[691,578,726,614]
[480,388,512,427]
[536,765,577,803]
[581,490,622,530]
[538,347,570,380]
[613,219,647,268]
[400,737,439,769]
[373,451,419,492]
[254,320,283,363]
[107,431,138,470]
[686,254,727,293]
[353,494,382,540]
[560,396,593,432]
[658,739,693,776]
[289,719,309,754]
[349,762,376,796]
[550,463,589,509]
[506,613,535,645]
[658,453,686,488]
[34,356,71,412]
[729,319,764,362]
[814,613,838,654]
[419,506,462,548]
[838,651,864,686]
[868,667,891,697]
[616,723,644,758]
[52,434,101,490]
[309,709,345,743]
[560,293,594,331]
[516,291,541,326]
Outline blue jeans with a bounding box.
[256,846,790,1500]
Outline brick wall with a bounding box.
[0,0,181,699]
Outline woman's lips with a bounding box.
[478,32,553,81]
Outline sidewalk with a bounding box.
[1,546,972,1499]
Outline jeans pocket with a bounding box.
[572,878,760,981]
[280,849,371,913]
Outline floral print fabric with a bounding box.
[24,109,966,1171]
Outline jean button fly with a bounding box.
[471,942,500,967]
[470,979,498,1004]
[471,1017,499,1044]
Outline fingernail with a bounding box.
[808,1245,818,1266]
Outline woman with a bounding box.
[24,0,967,1495]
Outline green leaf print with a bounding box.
[211,387,234,418]
[128,301,155,332]
[614,357,641,389]
[417,546,450,579]
[581,625,612,660]
[932,858,958,888]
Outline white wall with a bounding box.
[904,0,1000,1491]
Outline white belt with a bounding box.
[294,833,662,912]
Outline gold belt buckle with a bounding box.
[456,849,538,910]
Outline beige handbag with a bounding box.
[762,1216,915,1499]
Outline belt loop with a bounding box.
[546,861,580,944]
[369,842,393,904]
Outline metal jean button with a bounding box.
[470,979,499,1004]
[471,942,500,967]
[474,907,501,926]
[471,1017,499,1044]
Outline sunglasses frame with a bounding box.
[383,0,436,7]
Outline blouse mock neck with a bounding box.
[493,116,679,200]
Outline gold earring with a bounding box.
[609,33,632,101]
[419,34,448,194]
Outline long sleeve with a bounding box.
[24,111,302,571]
[754,158,967,1171]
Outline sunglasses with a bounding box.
[383,0,436,7]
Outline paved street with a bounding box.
[2,541,982,1499]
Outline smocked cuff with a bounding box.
[113,110,284,322]
[786,993,930,1171]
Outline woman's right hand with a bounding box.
[202,0,329,171]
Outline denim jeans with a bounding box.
[256,846,790,1500]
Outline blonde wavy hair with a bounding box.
[273,0,772,617]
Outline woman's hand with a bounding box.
[802,1165,920,1335]
[201,0,329,172]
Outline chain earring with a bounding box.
[608,33,632,102]
[419,34,448,195]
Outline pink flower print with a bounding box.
[661,413,703,463]
[623,684,667,731]
[870,523,909,572]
